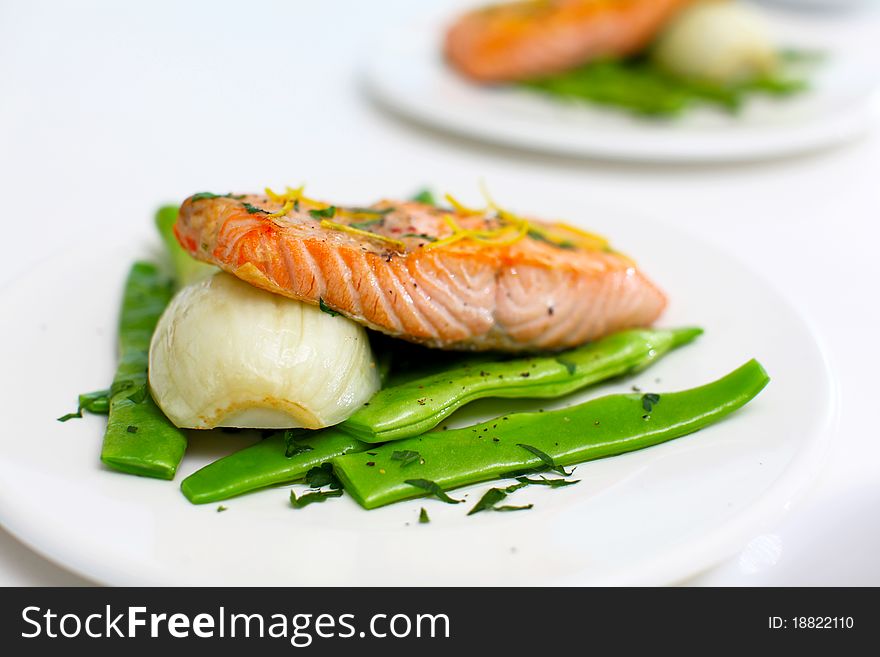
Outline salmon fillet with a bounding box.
[175,191,666,352]
[445,0,695,83]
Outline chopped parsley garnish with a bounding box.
[503,481,528,494]
[419,507,430,524]
[402,233,437,242]
[57,388,112,422]
[391,450,422,467]
[110,379,135,397]
[516,443,572,476]
[191,192,244,202]
[309,206,337,220]
[556,357,577,376]
[346,207,393,216]
[290,488,344,508]
[404,479,462,504]
[305,463,342,490]
[641,393,661,413]
[527,229,576,250]
[243,202,269,214]
[126,384,148,404]
[191,192,222,201]
[284,429,314,458]
[515,475,580,488]
[217,505,228,513]
[349,218,384,230]
[468,486,534,515]
[411,189,437,206]
[318,297,340,317]
[468,488,507,515]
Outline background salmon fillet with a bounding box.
[445,0,695,83]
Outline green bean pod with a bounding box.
[333,359,770,509]
[181,430,368,504]
[100,262,188,479]
[155,205,216,288]
[341,327,702,443]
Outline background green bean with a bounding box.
[333,359,769,509]
[521,56,807,117]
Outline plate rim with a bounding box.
[0,207,839,586]
[363,21,879,163]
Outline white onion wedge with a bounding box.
[653,1,777,85]
[149,272,380,430]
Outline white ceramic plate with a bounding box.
[0,203,835,586]
[365,10,879,162]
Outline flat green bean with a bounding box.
[333,359,769,509]
[181,430,367,504]
[341,327,701,443]
[100,262,188,479]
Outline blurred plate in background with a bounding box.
[758,0,875,11]
[365,7,879,162]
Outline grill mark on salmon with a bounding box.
[175,193,667,351]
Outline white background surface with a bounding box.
[0,0,878,586]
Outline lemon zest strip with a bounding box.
[319,220,405,250]
[425,213,528,250]
[266,200,294,219]
[423,232,469,250]
[265,185,329,210]
[550,222,610,250]
[444,193,485,216]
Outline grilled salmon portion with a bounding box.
[445,0,694,83]
[175,191,666,352]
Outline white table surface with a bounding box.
[1,0,878,586]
